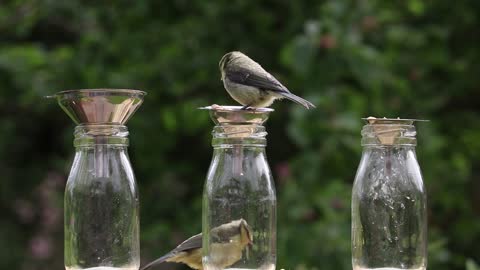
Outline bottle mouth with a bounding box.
[361,117,427,146]
[74,124,129,136]
[74,124,129,147]
[212,125,268,147]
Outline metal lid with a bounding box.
[48,89,146,125]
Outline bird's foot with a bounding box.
[241,105,256,111]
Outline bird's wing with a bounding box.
[225,67,289,93]
[140,233,203,270]
[172,233,203,253]
[141,253,175,270]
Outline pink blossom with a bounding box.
[13,199,35,224]
[275,162,291,182]
[29,235,53,259]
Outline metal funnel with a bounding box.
[50,89,146,125]
[200,105,274,125]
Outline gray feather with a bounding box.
[141,233,203,270]
[173,233,203,252]
[279,92,316,109]
[140,253,176,270]
[225,67,287,93]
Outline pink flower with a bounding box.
[41,206,61,229]
[275,162,291,182]
[319,35,337,50]
[13,199,35,224]
[29,235,53,259]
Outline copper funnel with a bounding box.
[49,89,146,125]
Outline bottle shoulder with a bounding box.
[353,148,425,196]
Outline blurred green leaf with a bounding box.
[1,1,479,270]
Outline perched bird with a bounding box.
[219,51,315,109]
[141,219,253,270]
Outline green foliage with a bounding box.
[467,259,480,270]
[0,1,479,270]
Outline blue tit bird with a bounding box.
[141,219,253,270]
[219,51,315,109]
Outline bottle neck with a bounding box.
[212,124,267,148]
[361,123,416,147]
[361,145,416,155]
[74,124,129,148]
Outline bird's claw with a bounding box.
[241,105,257,111]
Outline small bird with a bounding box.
[219,51,315,109]
[141,219,253,270]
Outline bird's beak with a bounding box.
[246,230,253,247]
[245,235,253,260]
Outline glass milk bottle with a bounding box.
[51,89,146,270]
[352,117,427,270]
[202,106,276,270]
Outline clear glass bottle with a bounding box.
[202,106,276,270]
[64,124,139,270]
[51,89,145,270]
[352,118,427,270]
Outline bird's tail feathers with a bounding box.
[140,253,174,270]
[280,92,316,109]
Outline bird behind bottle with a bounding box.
[141,219,253,270]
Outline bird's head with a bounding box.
[238,219,253,247]
[213,218,254,248]
[219,51,248,73]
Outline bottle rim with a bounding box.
[74,124,129,147]
[361,117,423,146]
